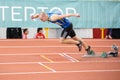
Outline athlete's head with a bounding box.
[39,12,48,22]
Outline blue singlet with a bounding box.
[47,13,71,28]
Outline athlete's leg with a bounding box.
[72,36,91,54]
[60,37,79,44]
[69,29,91,53]
[60,27,82,51]
[60,27,79,44]
[60,23,90,53]
[72,36,88,49]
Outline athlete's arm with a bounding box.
[31,14,39,19]
[50,14,80,21]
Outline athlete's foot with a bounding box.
[85,46,91,55]
[76,41,82,51]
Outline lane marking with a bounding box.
[63,53,79,62]
[59,53,79,62]
[0,53,84,55]
[38,62,56,72]
[0,60,120,64]
[0,62,38,64]
[41,55,54,62]
[0,46,75,48]
[0,39,119,42]
[0,46,119,48]
[59,53,75,62]
[0,69,120,75]
[0,52,119,56]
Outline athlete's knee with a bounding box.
[60,38,65,44]
[72,36,77,40]
[72,36,83,42]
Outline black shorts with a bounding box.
[61,23,76,38]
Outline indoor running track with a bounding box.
[0,39,120,80]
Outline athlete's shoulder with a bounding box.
[47,13,54,17]
[47,13,60,17]
[47,13,59,21]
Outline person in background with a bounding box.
[35,28,45,39]
[22,28,29,39]
[105,29,112,39]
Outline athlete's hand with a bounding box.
[31,15,34,19]
[31,15,36,21]
[75,14,80,17]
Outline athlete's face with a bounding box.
[39,13,48,22]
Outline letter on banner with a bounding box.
[24,7,36,21]
[0,6,9,21]
[12,6,22,21]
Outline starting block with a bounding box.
[83,45,119,58]
[111,44,119,52]
[83,51,108,58]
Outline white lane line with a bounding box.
[63,53,79,62]
[0,46,119,48]
[59,53,79,62]
[0,69,120,75]
[0,46,75,48]
[0,39,119,42]
[59,53,75,62]
[0,62,38,64]
[0,60,120,65]
[0,52,82,55]
[0,39,58,41]
[38,62,56,72]
[0,52,119,56]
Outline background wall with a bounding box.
[0,28,93,39]
[0,0,119,28]
[0,0,119,39]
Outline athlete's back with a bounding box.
[47,13,71,28]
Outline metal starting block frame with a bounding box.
[82,45,119,58]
